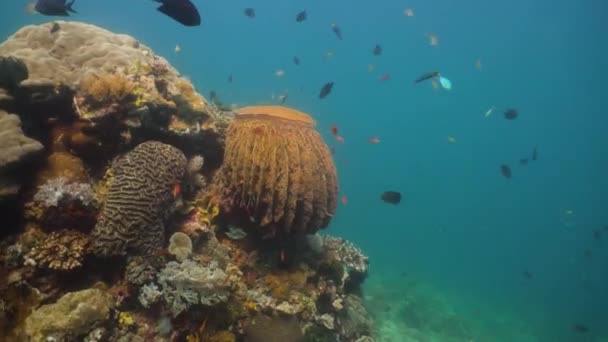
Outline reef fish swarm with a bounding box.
[213,105,338,238]
[91,141,187,257]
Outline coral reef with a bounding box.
[0,56,28,90]
[168,232,193,262]
[212,105,338,238]
[244,315,304,342]
[24,287,113,341]
[91,141,187,257]
[25,229,90,270]
[0,110,43,198]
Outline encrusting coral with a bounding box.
[25,229,90,270]
[212,105,338,238]
[91,141,187,257]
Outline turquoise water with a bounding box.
[2,1,607,340]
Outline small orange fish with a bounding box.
[172,183,181,199]
[336,135,345,143]
[330,125,339,135]
[341,195,347,205]
[280,249,285,263]
[369,137,380,144]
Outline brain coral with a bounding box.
[91,141,187,257]
[212,105,338,238]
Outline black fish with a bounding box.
[572,323,589,333]
[381,191,401,204]
[154,0,201,26]
[519,158,529,165]
[593,229,602,240]
[532,147,538,161]
[50,22,60,33]
[35,0,76,16]
[414,71,440,84]
[319,82,334,99]
[500,164,512,179]
[244,8,256,18]
[331,24,343,40]
[209,90,217,101]
[293,56,300,66]
[522,270,533,279]
[228,74,233,83]
[279,93,288,105]
[296,10,307,22]
[504,108,518,120]
[372,44,382,56]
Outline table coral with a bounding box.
[212,105,338,238]
[91,141,187,257]
[26,229,90,270]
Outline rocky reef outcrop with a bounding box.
[0,21,372,342]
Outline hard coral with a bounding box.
[212,105,338,238]
[26,229,90,270]
[91,141,187,257]
[264,267,311,301]
[244,315,304,342]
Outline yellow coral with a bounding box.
[186,334,199,342]
[80,72,136,104]
[245,301,257,311]
[118,311,135,327]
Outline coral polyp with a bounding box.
[213,105,338,238]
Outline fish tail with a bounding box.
[66,0,77,13]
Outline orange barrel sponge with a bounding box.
[213,105,338,237]
[91,141,187,256]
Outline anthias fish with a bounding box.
[293,56,300,66]
[372,44,382,56]
[244,8,256,18]
[154,0,201,26]
[414,71,440,84]
[319,82,334,99]
[296,10,307,22]
[35,0,77,16]
[331,24,343,40]
[504,108,518,120]
[381,191,401,204]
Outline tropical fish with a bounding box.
[572,324,589,333]
[425,32,439,46]
[293,56,300,66]
[532,146,538,161]
[484,106,495,117]
[228,74,233,83]
[404,8,414,17]
[381,191,401,204]
[372,44,382,56]
[341,195,347,205]
[174,44,181,53]
[500,164,512,179]
[593,229,602,240]
[325,51,334,59]
[50,22,61,33]
[331,24,343,40]
[319,82,334,99]
[296,10,307,22]
[504,108,518,120]
[414,71,440,84]
[34,0,76,16]
[522,270,533,279]
[244,8,255,18]
[447,136,456,143]
[330,125,338,135]
[154,0,201,26]
[275,70,285,77]
[279,93,288,105]
[368,64,375,73]
[368,137,380,144]
[438,76,452,90]
[225,226,247,240]
[519,158,529,165]
[335,135,344,143]
[378,73,391,81]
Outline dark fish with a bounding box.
[414,71,440,84]
[519,158,529,165]
[500,164,512,179]
[228,74,233,83]
[279,93,288,105]
[209,90,217,100]
[372,44,382,56]
[296,10,307,22]
[593,229,602,240]
[35,0,77,16]
[154,0,201,26]
[381,191,401,204]
[244,8,256,18]
[504,108,518,120]
[50,22,60,33]
[378,73,391,81]
[584,249,593,258]
[522,270,533,279]
[319,82,334,99]
[532,146,538,161]
[572,323,589,333]
[331,24,343,40]
[293,56,300,66]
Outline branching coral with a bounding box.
[212,105,338,238]
[25,229,90,270]
[91,141,187,257]
[322,236,369,281]
[157,259,233,317]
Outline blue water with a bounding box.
[2,0,607,340]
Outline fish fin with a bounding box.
[66,0,76,13]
